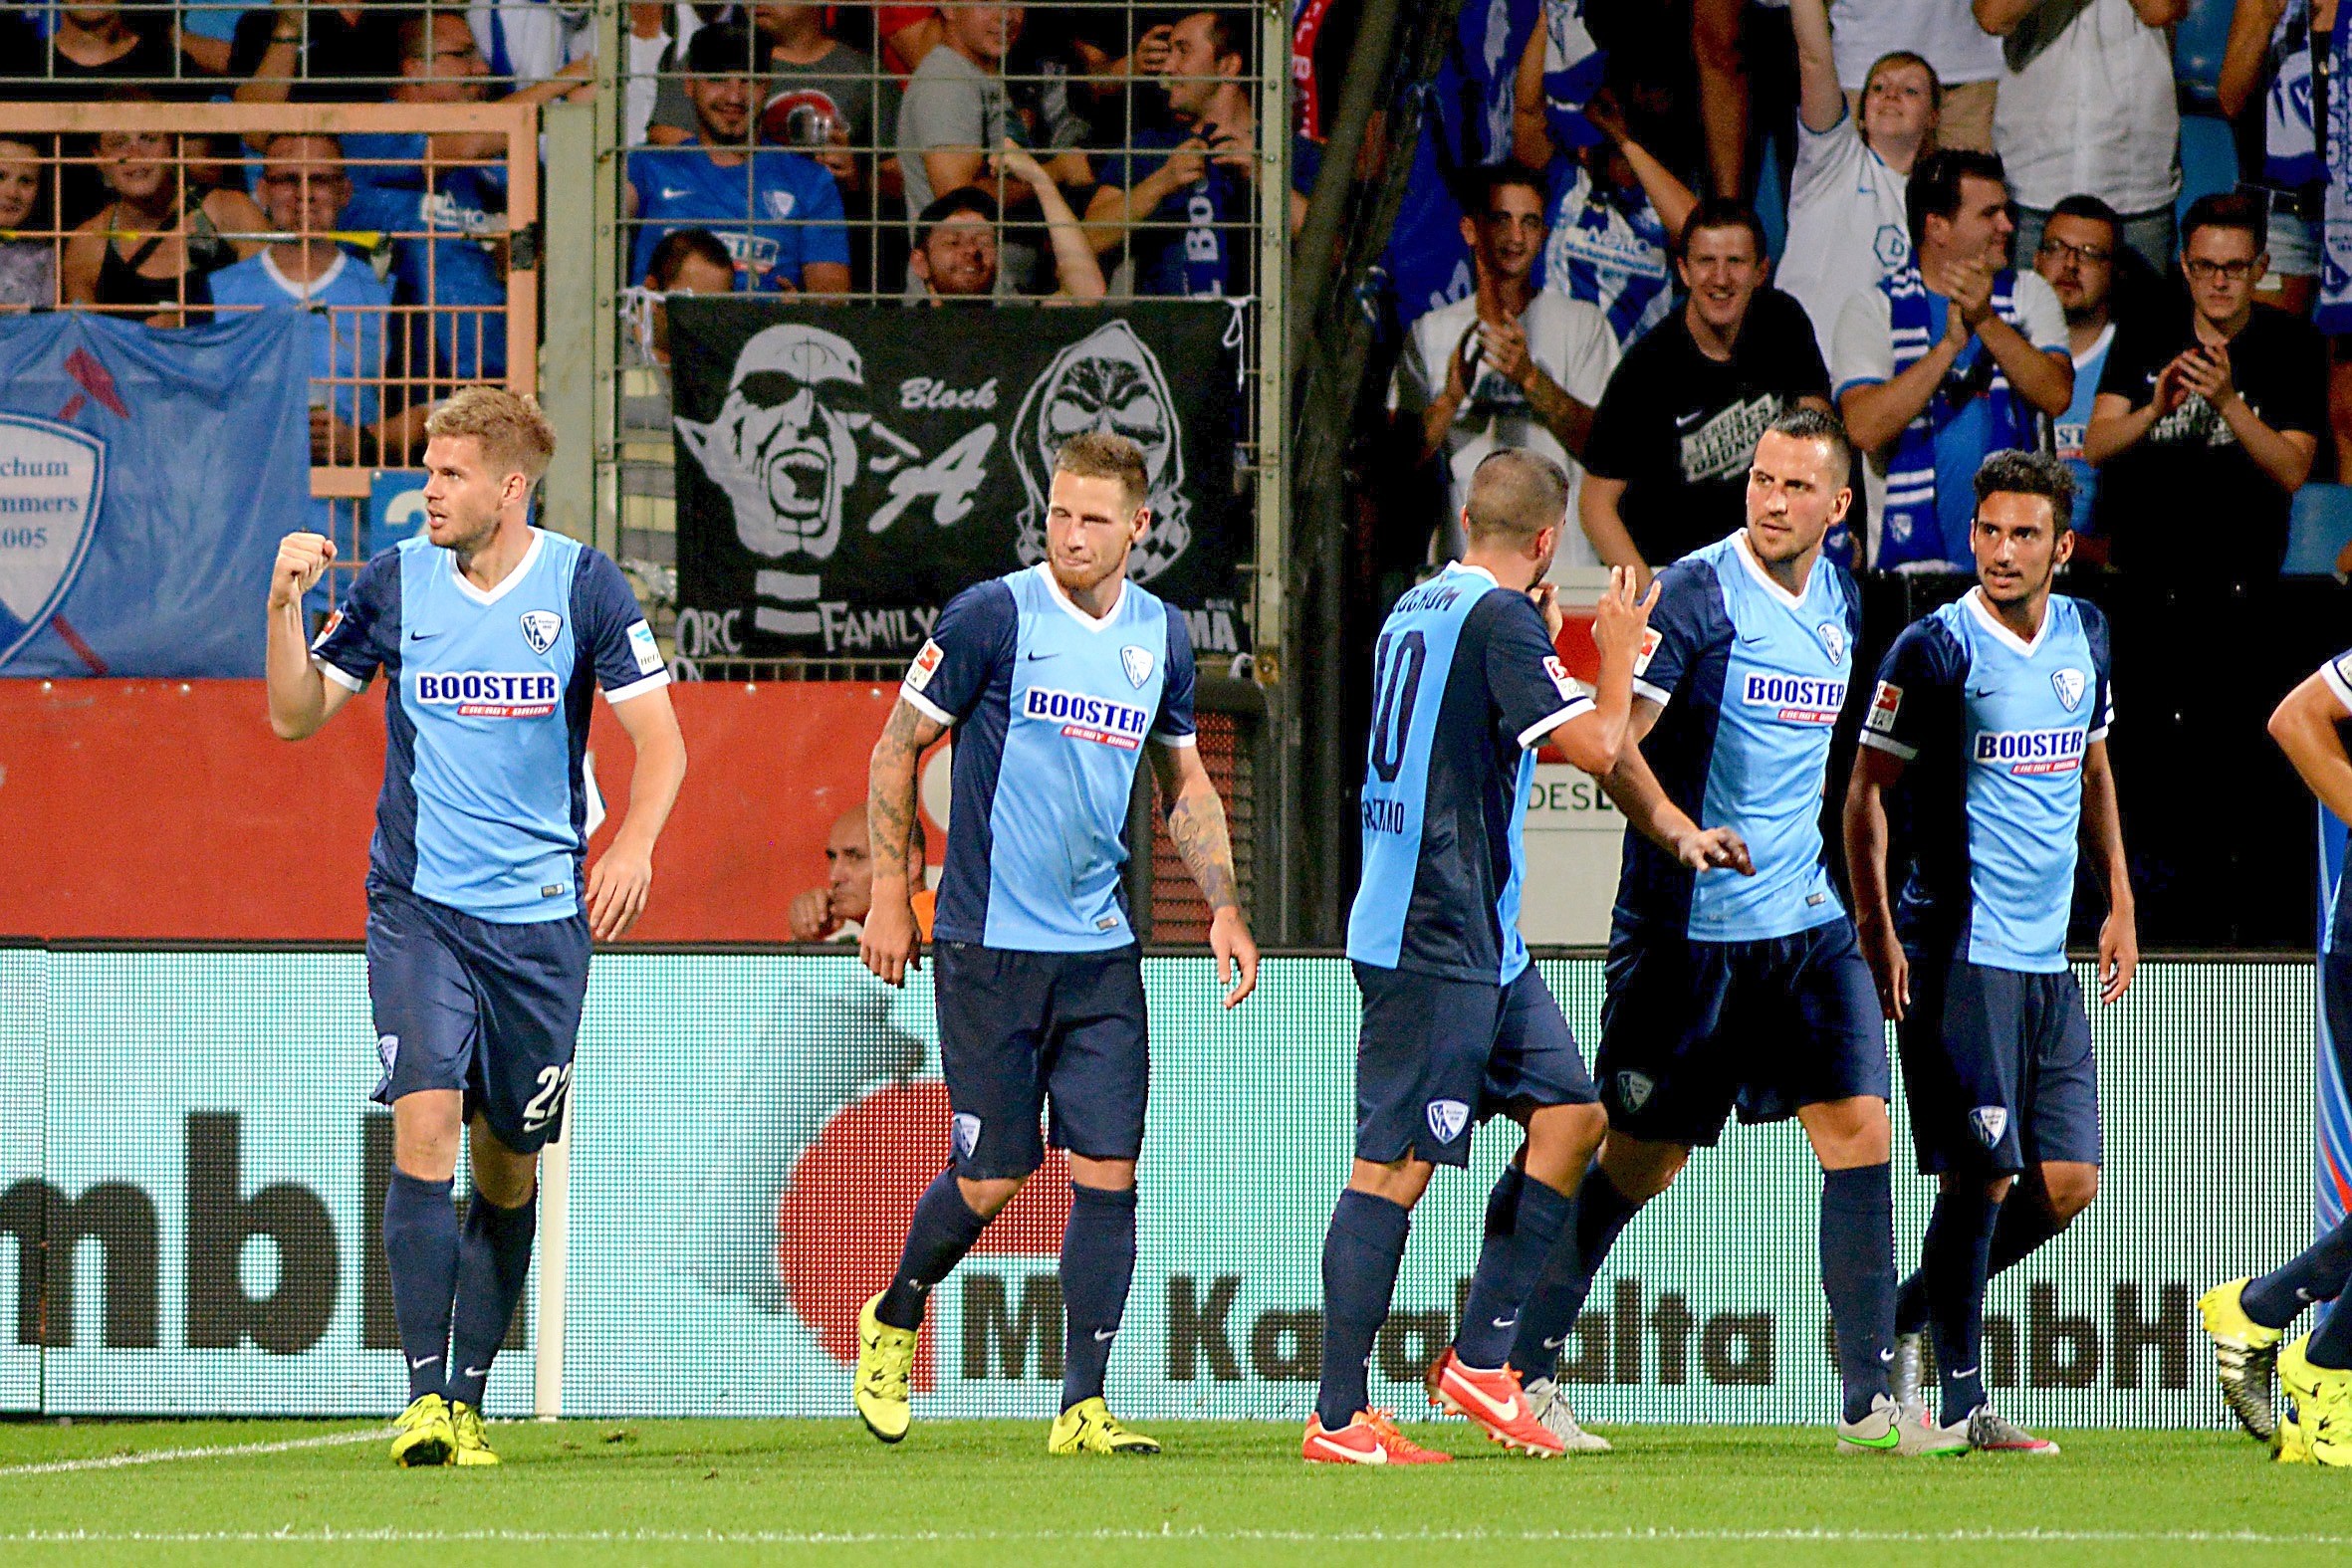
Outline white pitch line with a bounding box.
[2,1527,2349,1546]
[0,1428,387,1476]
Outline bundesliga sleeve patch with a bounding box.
[310,609,343,652]
[905,638,945,692]
[1631,626,1663,677]
[627,621,664,674]
[1865,681,1902,734]
[1541,655,1583,702]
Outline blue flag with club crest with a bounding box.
[0,310,310,677]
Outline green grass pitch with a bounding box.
[3,1418,2350,1566]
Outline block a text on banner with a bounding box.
[666,300,1250,662]
[0,311,309,678]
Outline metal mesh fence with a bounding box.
[0,946,2322,1427]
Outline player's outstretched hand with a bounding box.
[2096,909,2138,1005]
[1209,904,1258,1008]
[270,531,335,611]
[861,890,921,988]
[1672,824,1751,877]
[1587,566,1661,664]
[1856,911,1908,1022]
[586,839,654,942]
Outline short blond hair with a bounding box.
[1053,431,1148,512]
[424,387,556,486]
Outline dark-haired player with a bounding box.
[1843,449,2133,1455]
[1305,448,1661,1463]
[852,431,1258,1456]
[1501,406,1955,1455]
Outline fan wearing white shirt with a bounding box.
[1978,0,2185,277]
[1781,0,1938,364]
[1389,163,1621,569]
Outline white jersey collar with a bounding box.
[449,527,546,607]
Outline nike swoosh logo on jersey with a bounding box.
[660,186,690,199]
[408,630,438,641]
[1025,649,1058,660]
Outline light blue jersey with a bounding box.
[901,563,1197,952]
[1617,531,1862,942]
[312,530,671,922]
[1862,588,2115,972]
[1346,563,1593,983]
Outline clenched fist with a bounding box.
[271,531,336,612]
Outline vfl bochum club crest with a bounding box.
[2051,668,2087,712]
[0,413,106,668]
[1425,1099,1470,1145]
[1816,620,1847,665]
[1120,644,1154,688]
[520,609,563,655]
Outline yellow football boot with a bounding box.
[1048,1396,1161,1456]
[389,1393,455,1468]
[853,1291,916,1444]
[450,1401,501,1466]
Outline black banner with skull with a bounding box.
[667,299,1250,663]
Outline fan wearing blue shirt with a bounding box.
[1501,407,1952,1456]
[209,133,402,572]
[340,14,521,383]
[1844,450,2133,1456]
[1306,453,1651,1466]
[1081,10,1313,298]
[264,389,687,1470]
[624,22,851,297]
[849,432,1259,1459]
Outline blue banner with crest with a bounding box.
[0,311,309,678]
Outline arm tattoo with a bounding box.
[867,700,943,883]
[1166,782,1240,913]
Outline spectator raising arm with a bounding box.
[1692,0,1750,198]
[1976,0,2188,30]
[2218,0,2289,118]
[995,140,1103,301]
[1790,0,1847,134]
[1082,138,1204,253]
[1585,91,1697,247]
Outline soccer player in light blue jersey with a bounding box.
[1304,451,1665,1465]
[1843,450,2135,1455]
[1501,406,1953,1455]
[850,431,1258,1456]
[265,388,687,1467]
[2201,650,2352,1465]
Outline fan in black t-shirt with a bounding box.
[2086,193,2325,583]
[1581,200,1833,576]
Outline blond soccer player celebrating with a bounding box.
[265,388,685,1466]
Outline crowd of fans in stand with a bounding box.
[1385,0,2339,587]
[1,0,2346,587]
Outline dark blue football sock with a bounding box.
[1508,1164,1643,1379]
[1455,1170,1574,1368]
[1315,1189,1410,1431]
[445,1191,536,1410]
[2244,1218,2352,1331]
[1986,1191,2063,1278]
[1919,1188,1999,1425]
[1058,1183,1139,1410]
[1895,1267,1930,1338]
[2307,1296,2352,1369]
[876,1167,992,1330]
[1820,1163,1896,1425]
[381,1170,460,1402]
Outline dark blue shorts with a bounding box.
[1594,917,1889,1147]
[2325,947,2352,1084]
[1351,963,1597,1169]
[933,941,1149,1181]
[1899,939,2100,1175]
[365,883,590,1155]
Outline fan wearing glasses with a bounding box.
[2084,191,2325,579]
